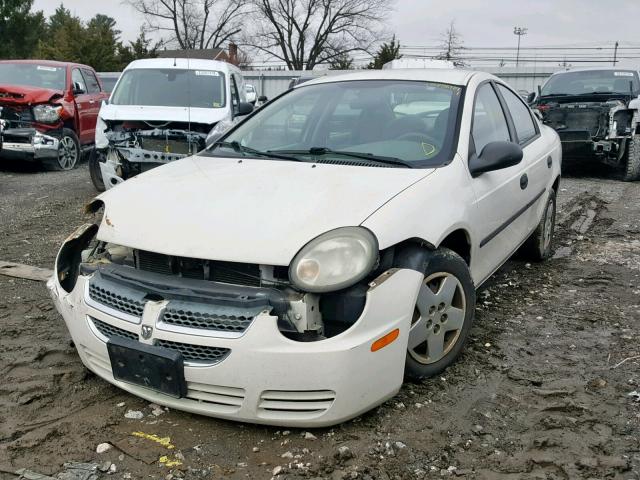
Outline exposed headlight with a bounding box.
[289,227,378,293]
[33,104,63,124]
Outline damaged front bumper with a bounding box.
[47,255,422,427]
[0,126,60,160]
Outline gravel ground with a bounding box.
[0,159,639,480]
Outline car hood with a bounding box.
[96,155,434,265]
[0,84,64,105]
[99,103,229,126]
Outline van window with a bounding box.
[111,68,226,108]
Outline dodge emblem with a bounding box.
[141,325,153,340]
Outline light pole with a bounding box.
[513,27,528,67]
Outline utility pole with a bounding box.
[613,41,619,66]
[513,26,528,67]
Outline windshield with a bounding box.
[209,80,463,167]
[0,63,66,90]
[541,70,640,96]
[111,68,226,108]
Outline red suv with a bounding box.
[0,60,108,170]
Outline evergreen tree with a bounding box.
[367,36,402,69]
[0,0,45,58]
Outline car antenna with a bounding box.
[187,57,192,154]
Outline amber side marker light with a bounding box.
[371,329,400,352]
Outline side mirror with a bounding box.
[237,102,254,116]
[527,91,536,104]
[469,141,523,177]
[73,82,85,95]
[257,95,268,103]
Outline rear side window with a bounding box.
[82,68,101,94]
[497,84,537,144]
[472,83,511,154]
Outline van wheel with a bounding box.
[405,249,476,381]
[623,135,640,182]
[47,129,80,171]
[522,188,556,261]
[89,148,106,192]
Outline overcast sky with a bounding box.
[32,0,639,68]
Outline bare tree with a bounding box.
[437,20,466,66]
[244,0,392,70]
[128,0,246,50]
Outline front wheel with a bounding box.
[89,148,106,192]
[623,135,640,182]
[405,249,476,381]
[46,128,80,171]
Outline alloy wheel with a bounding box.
[57,136,78,170]
[408,272,467,365]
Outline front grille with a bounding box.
[156,339,230,364]
[136,250,262,287]
[0,105,34,127]
[92,317,138,341]
[88,281,146,318]
[162,300,261,333]
[90,317,230,365]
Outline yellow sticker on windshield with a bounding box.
[212,102,221,107]
[421,142,436,157]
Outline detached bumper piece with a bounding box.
[0,127,59,159]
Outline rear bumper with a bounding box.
[0,127,59,160]
[47,267,422,427]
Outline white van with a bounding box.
[91,58,252,191]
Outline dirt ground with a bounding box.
[0,159,639,480]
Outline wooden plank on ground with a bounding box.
[0,261,53,282]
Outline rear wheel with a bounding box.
[522,188,556,261]
[89,148,106,192]
[405,249,476,381]
[46,128,80,171]
[623,135,640,182]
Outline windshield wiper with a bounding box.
[271,147,411,168]
[211,141,303,162]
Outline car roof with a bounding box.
[550,66,640,76]
[0,59,90,69]
[123,58,240,74]
[299,69,480,88]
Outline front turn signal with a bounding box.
[371,329,400,352]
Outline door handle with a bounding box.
[89,100,95,104]
[520,173,528,190]
[547,156,552,168]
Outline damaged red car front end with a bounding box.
[0,60,107,169]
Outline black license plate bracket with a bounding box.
[107,336,187,398]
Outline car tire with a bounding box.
[521,188,556,261]
[89,148,106,192]
[623,135,640,182]
[46,128,80,171]
[405,248,476,381]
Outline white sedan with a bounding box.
[48,69,561,427]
